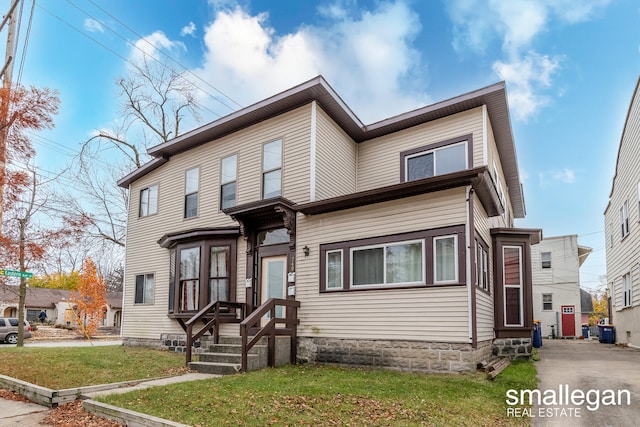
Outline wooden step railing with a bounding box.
[239,298,300,373]
[184,301,246,365]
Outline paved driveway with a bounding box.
[533,339,640,426]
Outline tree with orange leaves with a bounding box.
[70,258,107,337]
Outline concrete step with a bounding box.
[199,352,266,371]
[217,335,268,346]
[188,361,241,375]
[207,343,267,356]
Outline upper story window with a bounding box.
[262,139,282,199]
[541,252,552,269]
[220,155,237,209]
[620,201,629,239]
[185,167,199,218]
[139,185,158,217]
[400,135,471,183]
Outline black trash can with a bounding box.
[533,320,542,348]
[581,323,589,339]
[599,325,615,344]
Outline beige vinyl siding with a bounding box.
[473,199,494,341]
[295,188,471,342]
[122,106,311,339]
[314,105,357,199]
[486,123,512,229]
[606,81,640,324]
[357,108,483,192]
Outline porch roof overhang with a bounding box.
[490,227,543,245]
[157,227,241,248]
[223,197,297,235]
[296,167,502,217]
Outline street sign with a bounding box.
[0,269,33,278]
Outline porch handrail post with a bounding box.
[241,323,248,373]
[186,323,193,366]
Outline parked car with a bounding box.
[0,318,32,344]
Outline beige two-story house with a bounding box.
[118,76,540,372]
[605,75,640,347]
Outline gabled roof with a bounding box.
[118,76,524,217]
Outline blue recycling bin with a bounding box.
[598,325,615,344]
[533,320,542,348]
[581,324,589,339]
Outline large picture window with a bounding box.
[320,226,465,292]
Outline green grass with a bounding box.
[98,362,538,426]
[0,346,186,389]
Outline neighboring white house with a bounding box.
[604,75,640,347]
[531,235,591,338]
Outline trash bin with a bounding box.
[582,323,589,339]
[598,324,615,344]
[533,320,542,348]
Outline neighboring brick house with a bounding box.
[118,76,541,372]
[605,75,640,347]
[531,235,592,339]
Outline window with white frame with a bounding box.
[262,139,282,199]
[326,250,343,289]
[620,201,629,239]
[135,273,155,304]
[541,252,552,269]
[434,235,458,283]
[220,154,237,209]
[352,240,424,287]
[542,293,552,311]
[184,167,199,218]
[139,184,158,217]
[622,272,632,308]
[503,246,523,327]
[404,141,468,181]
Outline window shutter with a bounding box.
[135,275,144,304]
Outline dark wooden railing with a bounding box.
[240,298,300,373]
[184,301,246,365]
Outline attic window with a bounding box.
[400,135,472,183]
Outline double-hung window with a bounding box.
[135,273,155,304]
[476,240,489,292]
[542,293,552,311]
[503,246,523,327]
[541,252,552,269]
[403,140,468,181]
[622,272,632,308]
[351,240,424,288]
[262,139,282,199]
[179,246,200,311]
[184,167,199,218]
[434,235,458,284]
[326,250,343,290]
[139,185,158,217]
[220,155,237,209]
[620,201,629,239]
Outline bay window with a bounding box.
[503,246,523,327]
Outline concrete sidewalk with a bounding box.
[0,397,49,426]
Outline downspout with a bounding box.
[120,184,131,339]
[466,186,476,347]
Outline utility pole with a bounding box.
[0,0,20,229]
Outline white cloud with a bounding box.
[130,31,186,63]
[181,22,197,37]
[194,2,428,123]
[539,168,576,186]
[84,18,104,33]
[447,0,611,120]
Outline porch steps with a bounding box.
[188,336,269,375]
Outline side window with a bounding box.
[139,184,158,217]
[541,252,552,269]
[220,155,237,209]
[620,201,629,239]
[622,272,632,308]
[185,168,199,218]
[503,246,523,327]
[0,319,5,327]
[135,273,155,304]
[262,139,282,199]
[542,294,552,310]
[404,141,467,181]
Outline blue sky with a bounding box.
[5,0,640,291]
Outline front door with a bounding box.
[261,255,287,320]
[561,305,575,337]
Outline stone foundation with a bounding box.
[123,334,213,354]
[492,337,532,360]
[297,337,493,373]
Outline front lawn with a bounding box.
[98,362,537,426]
[0,346,186,389]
